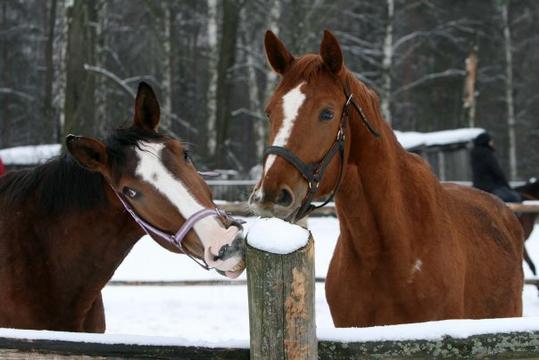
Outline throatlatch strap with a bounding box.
[343,81,380,138]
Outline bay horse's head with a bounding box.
[250,30,361,221]
[66,82,245,278]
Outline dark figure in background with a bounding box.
[471,132,521,203]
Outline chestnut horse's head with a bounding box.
[250,30,355,221]
[66,82,245,278]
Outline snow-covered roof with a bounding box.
[395,128,485,150]
[0,144,61,165]
[0,128,486,166]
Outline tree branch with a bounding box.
[0,88,34,101]
[392,69,465,96]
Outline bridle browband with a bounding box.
[110,178,243,271]
[263,80,380,223]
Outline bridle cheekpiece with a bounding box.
[263,80,380,223]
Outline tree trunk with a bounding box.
[257,0,282,161]
[94,0,108,137]
[159,0,172,131]
[242,0,281,162]
[43,0,57,144]
[1,0,11,147]
[462,46,478,128]
[206,0,218,158]
[501,0,518,180]
[244,38,262,159]
[54,0,68,143]
[63,0,98,139]
[214,0,241,167]
[381,0,394,125]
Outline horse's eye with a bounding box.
[320,109,334,121]
[123,187,138,199]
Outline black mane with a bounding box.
[0,126,167,215]
[0,154,106,215]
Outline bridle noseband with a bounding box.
[111,183,243,271]
[263,81,380,223]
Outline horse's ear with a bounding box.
[264,30,294,75]
[66,135,109,176]
[320,30,343,75]
[133,82,160,131]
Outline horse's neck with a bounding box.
[45,190,143,303]
[336,108,439,271]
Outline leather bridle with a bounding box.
[110,177,243,271]
[263,80,380,223]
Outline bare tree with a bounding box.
[499,0,518,179]
[462,45,478,127]
[1,0,10,147]
[214,0,243,167]
[63,0,98,138]
[238,0,281,161]
[381,0,394,125]
[206,0,218,157]
[43,0,57,143]
[94,0,108,137]
[2,0,539,178]
[159,0,172,130]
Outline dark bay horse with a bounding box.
[250,30,523,327]
[0,82,245,333]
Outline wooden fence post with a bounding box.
[246,223,317,360]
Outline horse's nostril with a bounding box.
[250,190,262,204]
[215,244,230,261]
[276,188,293,207]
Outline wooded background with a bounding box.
[0,0,537,179]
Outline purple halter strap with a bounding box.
[111,186,232,270]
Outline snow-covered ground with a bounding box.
[103,217,539,343]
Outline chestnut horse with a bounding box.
[0,82,245,333]
[250,30,524,327]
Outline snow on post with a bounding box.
[246,218,316,360]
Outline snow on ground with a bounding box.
[0,327,248,348]
[103,218,539,342]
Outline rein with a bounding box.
[263,80,380,223]
[110,183,241,270]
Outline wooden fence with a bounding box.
[3,329,539,359]
[218,200,539,217]
[1,203,539,359]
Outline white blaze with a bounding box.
[264,82,306,176]
[134,142,226,249]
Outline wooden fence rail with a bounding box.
[219,201,539,217]
[107,277,539,287]
[3,328,539,359]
